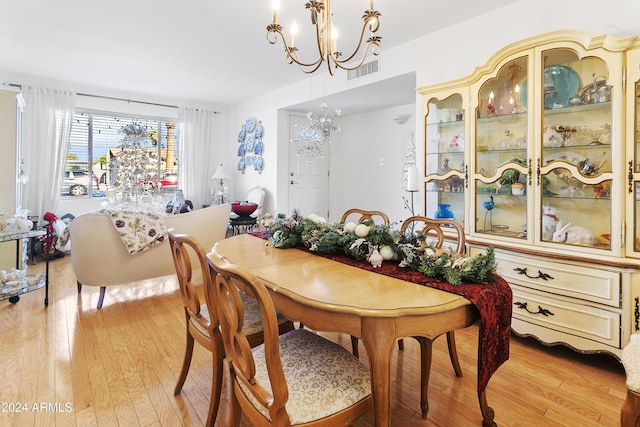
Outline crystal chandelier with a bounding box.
[267,0,382,75]
[291,103,341,161]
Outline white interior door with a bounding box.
[288,114,329,218]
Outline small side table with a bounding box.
[0,226,50,306]
[229,216,258,236]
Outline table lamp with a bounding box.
[211,164,227,205]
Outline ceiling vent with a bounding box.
[347,59,379,80]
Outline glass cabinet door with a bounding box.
[539,48,613,251]
[628,52,640,257]
[474,55,529,239]
[424,94,466,224]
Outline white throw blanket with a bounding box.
[103,210,167,255]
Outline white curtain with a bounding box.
[178,107,218,209]
[21,87,75,218]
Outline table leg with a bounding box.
[478,390,496,427]
[360,317,395,427]
[413,336,433,419]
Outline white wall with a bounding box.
[329,103,417,224]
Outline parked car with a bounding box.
[61,170,98,196]
[139,173,178,192]
[159,173,178,188]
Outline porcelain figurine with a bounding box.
[552,221,597,246]
[542,204,559,241]
[369,246,384,268]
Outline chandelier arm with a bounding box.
[332,13,380,64]
[298,61,324,75]
[330,42,380,71]
[267,25,324,70]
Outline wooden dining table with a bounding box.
[211,234,499,427]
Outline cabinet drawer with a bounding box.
[493,251,620,308]
[511,284,621,348]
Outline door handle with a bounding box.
[290,180,298,185]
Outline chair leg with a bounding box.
[398,338,404,351]
[446,331,463,377]
[77,281,82,293]
[414,336,433,419]
[205,337,225,427]
[228,381,243,427]
[97,286,106,309]
[174,327,195,395]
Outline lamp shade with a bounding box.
[407,166,420,191]
[211,164,227,181]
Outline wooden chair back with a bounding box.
[168,229,219,345]
[208,252,372,426]
[168,229,224,427]
[400,216,466,255]
[341,208,390,225]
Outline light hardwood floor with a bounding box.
[0,255,627,426]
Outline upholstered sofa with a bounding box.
[69,204,231,308]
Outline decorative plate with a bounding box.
[238,127,246,142]
[255,122,263,138]
[520,65,580,109]
[237,143,246,156]
[245,117,256,133]
[245,134,255,151]
[237,158,245,171]
[254,157,263,172]
[254,140,263,155]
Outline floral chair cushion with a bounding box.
[239,328,371,424]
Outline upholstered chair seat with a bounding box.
[241,329,371,424]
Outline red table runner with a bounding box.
[316,251,512,393]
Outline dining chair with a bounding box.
[400,215,466,418]
[246,186,265,219]
[207,252,373,427]
[168,230,294,427]
[340,208,390,226]
[340,208,391,357]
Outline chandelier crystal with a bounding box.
[291,103,341,161]
[267,0,382,75]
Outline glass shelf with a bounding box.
[0,275,46,302]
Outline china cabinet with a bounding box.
[419,30,640,357]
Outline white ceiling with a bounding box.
[0,1,515,111]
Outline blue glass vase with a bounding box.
[435,203,455,219]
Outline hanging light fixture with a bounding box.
[291,103,341,161]
[267,1,382,75]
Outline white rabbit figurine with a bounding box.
[542,204,559,241]
[369,246,384,268]
[551,221,597,246]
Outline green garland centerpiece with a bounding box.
[268,212,496,286]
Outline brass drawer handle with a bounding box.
[514,267,553,280]
[514,301,554,316]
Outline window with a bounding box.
[64,112,181,198]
